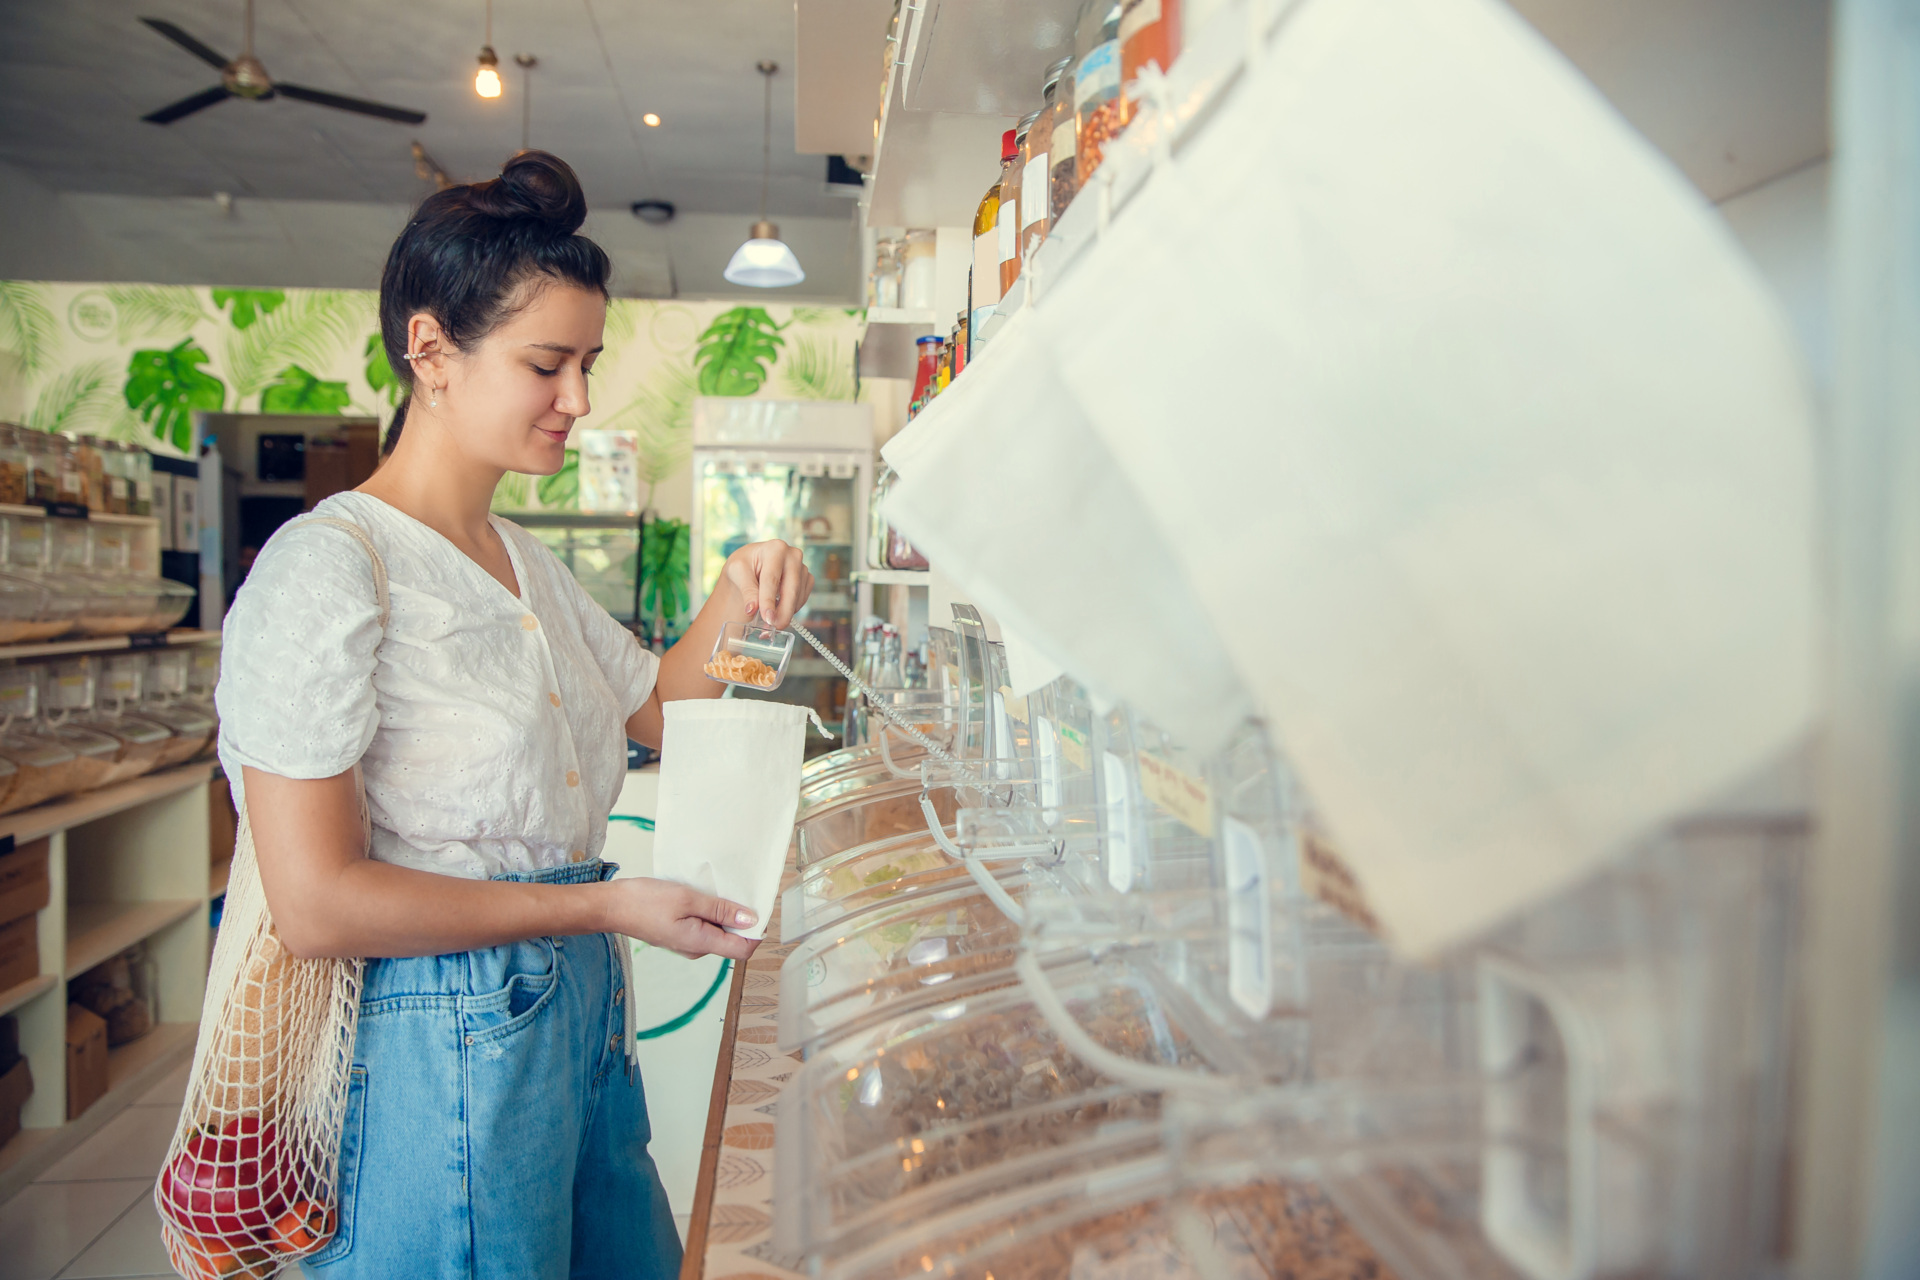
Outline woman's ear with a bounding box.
[405,313,451,396]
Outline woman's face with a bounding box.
[435,282,605,475]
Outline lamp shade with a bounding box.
[724,220,805,288]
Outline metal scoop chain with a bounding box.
[789,620,980,783]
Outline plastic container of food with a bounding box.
[140,650,216,766]
[780,828,968,945]
[704,620,795,690]
[773,954,1228,1267]
[796,778,962,867]
[57,657,172,785]
[0,665,81,813]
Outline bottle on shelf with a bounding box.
[1074,2,1126,188]
[969,129,1018,359]
[1022,59,1076,264]
[999,112,1040,297]
[952,312,969,378]
[908,334,941,417]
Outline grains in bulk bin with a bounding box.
[0,733,82,812]
[0,426,26,506]
[705,650,780,687]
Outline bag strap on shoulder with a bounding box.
[300,516,390,629]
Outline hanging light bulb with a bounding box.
[474,0,501,98]
[725,61,805,288]
[475,47,502,98]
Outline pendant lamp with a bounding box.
[724,61,805,288]
[474,0,501,98]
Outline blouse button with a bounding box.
[549,692,562,708]
[569,849,586,863]
[566,770,580,788]
[521,614,539,630]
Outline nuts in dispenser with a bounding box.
[705,621,795,691]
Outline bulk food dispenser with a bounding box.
[765,603,1802,1280]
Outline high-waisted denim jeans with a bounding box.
[302,860,681,1279]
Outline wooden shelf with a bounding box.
[0,505,160,529]
[0,761,214,846]
[66,899,200,978]
[209,858,230,898]
[0,974,56,1019]
[0,628,219,663]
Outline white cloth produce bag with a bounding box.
[650,699,810,941]
[884,0,1816,958]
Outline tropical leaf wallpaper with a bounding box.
[0,281,865,524]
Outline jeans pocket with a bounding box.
[460,937,560,1044]
[304,1065,368,1268]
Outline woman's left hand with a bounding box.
[724,540,814,630]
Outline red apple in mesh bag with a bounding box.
[160,1116,295,1244]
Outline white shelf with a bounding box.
[897,0,1080,117]
[0,974,56,1019]
[855,569,932,586]
[863,308,941,329]
[0,505,160,529]
[0,628,219,663]
[0,761,214,847]
[66,899,200,978]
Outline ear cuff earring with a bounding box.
[400,353,438,406]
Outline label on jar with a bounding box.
[1120,0,1163,44]
[997,196,1018,264]
[1021,155,1049,228]
[1075,41,1119,110]
[109,477,128,501]
[1057,722,1089,770]
[1137,751,1213,837]
[54,671,88,709]
[0,671,32,717]
[1052,118,1077,173]
[106,670,137,701]
[1102,750,1134,892]
[971,231,1001,310]
[1223,815,1274,1018]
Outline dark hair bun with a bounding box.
[464,150,588,235]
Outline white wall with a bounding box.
[1715,160,1833,398]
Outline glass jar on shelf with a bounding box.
[1021,59,1075,264]
[970,129,1018,357]
[871,236,902,310]
[22,431,59,506]
[999,112,1040,297]
[1074,1,1126,187]
[1050,55,1081,223]
[1120,0,1182,86]
[128,445,154,518]
[0,425,27,507]
[99,442,131,515]
[77,437,108,513]
[908,334,941,415]
[901,229,937,311]
[54,434,88,509]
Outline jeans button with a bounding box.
[615,986,624,1003]
[609,1034,621,1052]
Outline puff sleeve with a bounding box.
[215,520,384,809]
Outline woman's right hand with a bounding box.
[603,877,760,960]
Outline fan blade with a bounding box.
[275,84,426,125]
[139,18,230,71]
[142,85,232,124]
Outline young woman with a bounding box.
[216,151,812,1278]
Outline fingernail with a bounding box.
[736,910,756,925]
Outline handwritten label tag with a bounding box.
[1300,829,1384,936]
[1136,752,1214,837]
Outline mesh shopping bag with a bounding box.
[156,518,382,1278]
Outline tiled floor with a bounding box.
[0,1059,191,1280]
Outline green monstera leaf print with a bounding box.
[124,339,226,451]
[537,449,580,509]
[259,364,352,414]
[364,333,403,406]
[694,306,786,396]
[212,288,287,330]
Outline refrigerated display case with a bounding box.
[690,399,873,747]
[510,512,643,626]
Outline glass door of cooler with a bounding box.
[512,513,642,626]
[691,449,870,750]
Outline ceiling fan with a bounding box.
[139,0,426,126]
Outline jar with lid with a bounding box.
[128,445,153,517]
[54,435,87,509]
[1049,56,1081,223]
[908,334,941,416]
[970,129,1019,358]
[1074,2,1126,186]
[871,236,902,310]
[952,312,969,378]
[77,437,107,513]
[1120,0,1182,86]
[1021,60,1075,264]
[0,426,26,507]
[999,112,1040,296]
[901,229,938,311]
[22,431,59,506]
[101,442,132,515]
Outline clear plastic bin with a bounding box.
[776,882,1030,1056]
[140,650,215,766]
[0,663,81,813]
[55,657,171,784]
[796,778,962,867]
[774,955,1215,1266]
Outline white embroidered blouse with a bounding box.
[216,491,659,879]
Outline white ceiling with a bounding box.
[0,0,859,217]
